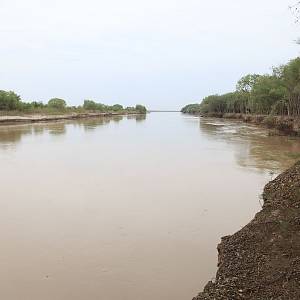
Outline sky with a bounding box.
[0,0,299,110]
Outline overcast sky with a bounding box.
[0,0,299,110]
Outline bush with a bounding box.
[48,98,67,110]
[125,106,135,111]
[111,104,124,111]
[83,100,98,110]
[0,90,21,110]
[181,103,201,114]
[135,104,147,114]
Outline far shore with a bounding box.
[0,111,145,125]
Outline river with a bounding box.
[0,112,299,300]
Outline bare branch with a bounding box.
[289,1,300,22]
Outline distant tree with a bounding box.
[48,98,67,110]
[83,100,98,110]
[111,104,124,111]
[31,101,45,108]
[236,74,261,93]
[125,106,135,111]
[250,75,286,114]
[181,103,201,114]
[271,100,288,116]
[205,95,227,113]
[0,90,21,110]
[135,104,147,114]
[236,74,261,113]
[181,56,300,117]
[216,92,240,113]
[281,57,300,115]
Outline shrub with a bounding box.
[0,90,21,110]
[111,104,124,111]
[135,104,147,114]
[48,98,67,110]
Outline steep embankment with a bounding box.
[194,161,300,300]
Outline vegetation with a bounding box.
[181,103,202,114]
[0,92,147,115]
[135,104,147,114]
[48,98,67,110]
[0,91,21,110]
[182,57,300,117]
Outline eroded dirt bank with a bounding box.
[194,161,300,300]
[201,113,300,136]
[0,112,142,125]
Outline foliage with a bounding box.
[83,100,105,111]
[281,57,300,116]
[125,106,136,111]
[182,56,300,117]
[48,98,67,110]
[181,103,202,114]
[0,92,147,115]
[0,91,21,110]
[250,75,286,114]
[111,104,123,111]
[236,74,261,93]
[135,104,147,114]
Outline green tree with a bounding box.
[281,57,300,116]
[83,100,98,110]
[31,101,45,108]
[135,104,147,114]
[250,75,286,114]
[236,74,261,93]
[48,98,67,110]
[236,74,261,113]
[0,90,21,110]
[125,106,135,112]
[200,95,227,114]
[111,104,124,111]
[181,103,201,114]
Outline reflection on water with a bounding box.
[0,112,299,300]
[127,114,146,122]
[199,118,300,173]
[0,126,33,150]
[135,114,147,122]
[111,115,123,123]
[77,117,111,131]
[47,123,67,136]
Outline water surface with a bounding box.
[0,113,299,300]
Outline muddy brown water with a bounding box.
[0,113,299,300]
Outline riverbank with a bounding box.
[193,161,300,300]
[0,111,144,125]
[198,113,300,136]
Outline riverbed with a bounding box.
[0,113,299,300]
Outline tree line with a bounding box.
[182,57,300,117]
[0,91,147,114]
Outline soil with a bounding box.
[0,112,141,125]
[193,161,300,300]
[197,113,300,136]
